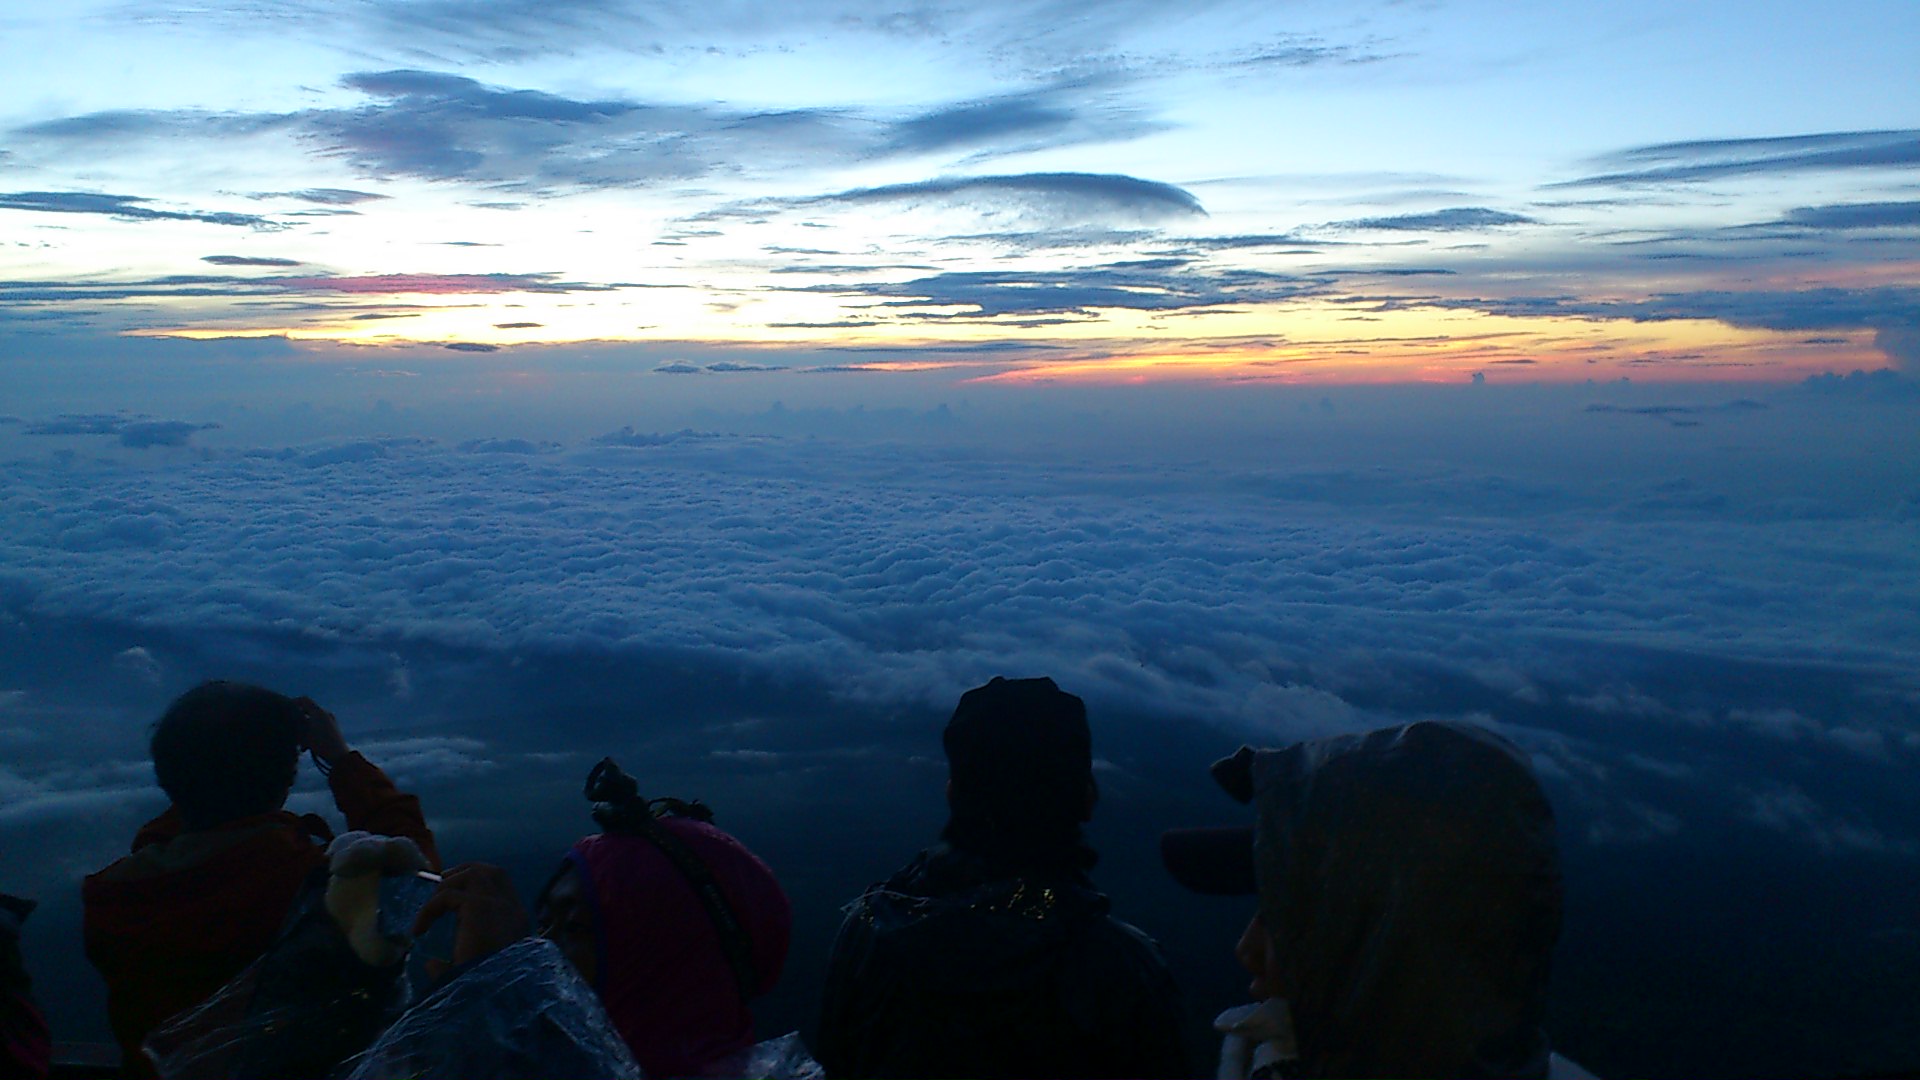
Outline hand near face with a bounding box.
[411,863,531,972]
[294,696,352,766]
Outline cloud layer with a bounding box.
[11,70,1184,197]
[1563,129,1920,186]
[3,420,1914,726]
[0,191,279,229]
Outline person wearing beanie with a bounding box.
[814,676,1186,1080]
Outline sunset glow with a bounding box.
[2,2,1913,388]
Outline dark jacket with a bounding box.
[2,895,49,1080]
[815,842,1185,1080]
[82,752,438,1078]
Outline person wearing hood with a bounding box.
[1162,721,1574,1080]
[814,676,1187,1080]
[82,682,440,1078]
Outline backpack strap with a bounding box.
[629,814,759,1001]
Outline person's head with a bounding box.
[150,680,306,831]
[941,675,1098,870]
[1163,721,1563,1079]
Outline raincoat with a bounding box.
[1237,721,1562,1079]
[2,895,48,1080]
[343,938,644,1080]
[815,842,1186,1080]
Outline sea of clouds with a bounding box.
[4,383,1918,866]
[5,411,1916,696]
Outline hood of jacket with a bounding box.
[1247,721,1561,1079]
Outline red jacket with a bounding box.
[0,990,48,1080]
[82,752,439,1077]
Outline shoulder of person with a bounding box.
[88,812,320,886]
[1071,911,1177,983]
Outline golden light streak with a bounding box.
[966,308,1889,385]
[109,288,1899,385]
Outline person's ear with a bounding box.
[1081,777,1099,822]
[945,779,954,807]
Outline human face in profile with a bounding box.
[536,862,598,986]
[1235,914,1284,1000]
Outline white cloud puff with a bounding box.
[0,759,152,825]
[1745,783,1918,856]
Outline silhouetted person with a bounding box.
[402,758,794,1078]
[815,676,1186,1079]
[1,894,49,1080]
[82,681,439,1077]
[1162,721,1566,1079]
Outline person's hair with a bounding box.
[150,680,304,830]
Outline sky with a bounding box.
[3,3,1920,1077]
[1,0,1916,388]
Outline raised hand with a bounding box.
[294,696,352,766]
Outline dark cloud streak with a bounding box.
[14,69,1189,196]
[1405,286,1920,370]
[0,191,281,229]
[1778,201,1920,231]
[22,413,216,448]
[775,173,1206,230]
[884,82,1162,158]
[1430,286,1920,334]
[0,271,615,309]
[249,188,389,205]
[1562,129,1920,187]
[1332,207,1535,231]
[799,257,1318,320]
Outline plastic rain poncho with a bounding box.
[342,938,642,1080]
[144,835,438,1080]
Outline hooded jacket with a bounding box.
[82,751,438,1078]
[815,842,1186,1080]
[1241,721,1562,1079]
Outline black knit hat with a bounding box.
[943,676,1092,821]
